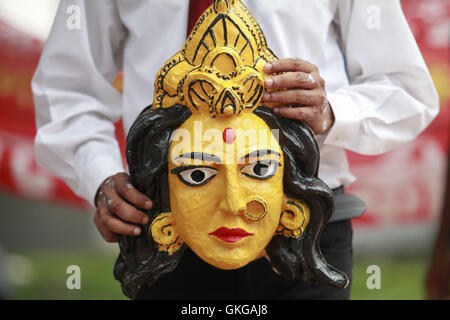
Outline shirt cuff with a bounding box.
[76,144,125,208]
[323,92,360,149]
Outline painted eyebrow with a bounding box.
[239,149,281,161]
[175,152,222,163]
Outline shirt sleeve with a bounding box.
[32,0,127,207]
[323,0,439,155]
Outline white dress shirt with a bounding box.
[32,0,439,207]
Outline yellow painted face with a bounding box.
[168,113,283,269]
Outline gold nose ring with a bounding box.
[245,197,267,221]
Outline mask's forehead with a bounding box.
[169,113,282,166]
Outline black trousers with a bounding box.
[136,219,353,300]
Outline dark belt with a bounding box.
[328,186,366,223]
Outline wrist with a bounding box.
[320,100,335,135]
[94,175,113,208]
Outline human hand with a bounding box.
[262,58,334,135]
[93,172,152,242]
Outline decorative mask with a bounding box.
[114,0,348,299]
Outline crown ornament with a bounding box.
[152,0,278,118]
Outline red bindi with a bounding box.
[223,127,236,144]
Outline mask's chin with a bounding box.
[255,249,268,261]
[191,242,269,270]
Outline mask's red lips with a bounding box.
[209,227,253,243]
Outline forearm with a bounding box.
[33,105,126,206]
[325,0,439,155]
[32,0,127,206]
[324,79,438,155]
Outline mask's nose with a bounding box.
[218,168,246,216]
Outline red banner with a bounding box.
[348,0,450,228]
[0,20,94,208]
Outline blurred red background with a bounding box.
[0,0,448,230]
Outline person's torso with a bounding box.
[117,0,355,188]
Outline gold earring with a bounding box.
[149,212,184,254]
[246,197,267,221]
[276,196,310,238]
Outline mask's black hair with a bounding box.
[114,104,348,299]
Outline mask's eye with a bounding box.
[241,160,280,180]
[171,166,218,186]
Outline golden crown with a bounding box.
[152,0,278,117]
